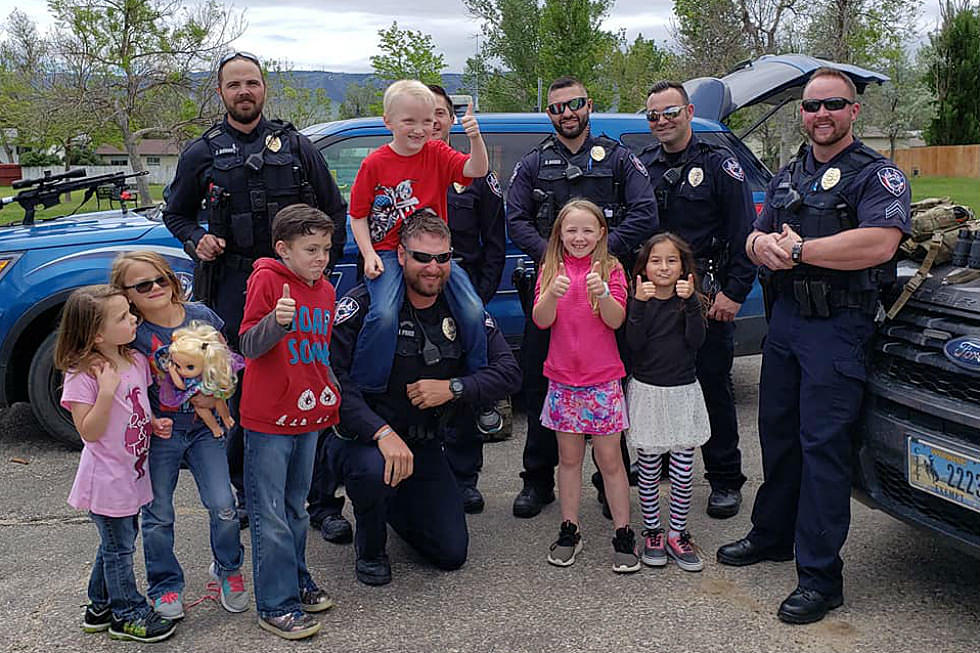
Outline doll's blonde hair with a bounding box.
[169,322,237,397]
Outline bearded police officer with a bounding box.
[507,76,658,518]
[717,68,910,624]
[638,80,756,519]
[327,211,520,586]
[163,52,347,523]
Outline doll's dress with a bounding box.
[154,345,245,408]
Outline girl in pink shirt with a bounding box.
[55,285,176,643]
[532,199,638,573]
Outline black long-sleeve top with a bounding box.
[626,294,706,387]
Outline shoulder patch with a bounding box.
[877,166,907,197]
[487,171,502,198]
[483,311,497,329]
[628,153,649,178]
[722,157,745,181]
[334,296,360,325]
[509,161,522,187]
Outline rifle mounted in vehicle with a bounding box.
[0,169,150,225]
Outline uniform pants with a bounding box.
[747,298,874,596]
[327,434,468,570]
[696,319,746,491]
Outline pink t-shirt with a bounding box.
[534,252,628,386]
[61,352,154,517]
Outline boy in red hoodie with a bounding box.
[238,204,340,640]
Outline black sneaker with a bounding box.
[108,611,176,643]
[477,407,503,436]
[612,526,641,573]
[547,520,583,566]
[512,485,556,518]
[82,603,111,633]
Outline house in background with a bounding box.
[95,139,182,170]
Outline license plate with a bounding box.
[907,436,980,515]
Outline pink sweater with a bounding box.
[534,253,627,386]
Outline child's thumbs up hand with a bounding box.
[635,275,656,301]
[550,262,571,298]
[461,103,481,139]
[585,260,605,299]
[275,282,297,326]
[676,273,696,299]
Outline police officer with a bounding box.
[507,75,658,518]
[638,80,756,519]
[327,211,520,586]
[163,52,348,522]
[717,68,910,624]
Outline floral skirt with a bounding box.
[540,379,629,436]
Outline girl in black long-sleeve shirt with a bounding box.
[625,233,710,572]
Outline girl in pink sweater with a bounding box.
[532,199,638,573]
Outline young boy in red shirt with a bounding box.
[238,205,340,640]
[347,79,490,392]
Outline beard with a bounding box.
[406,270,447,298]
[806,117,851,147]
[554,112,590,139]
[225,95,264,124]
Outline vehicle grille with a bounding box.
[873,460,980,539]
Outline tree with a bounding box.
[339,81,382,119]
[804,0,921,66]
[537,0,616,106]
[859,45,932,158]
[47,0,243,203]
[601,33,675,112]
[672,0,749,78]
[369,21,446,84]
[924,1,980,145]
[264,60,333,128]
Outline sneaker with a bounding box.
[210,562,249,613]
[300,585,335,613]
[477,407,503,436]
[612,526,641,573]
[258,610,320,640]
[108,611,176,643]
[641,527,668,567]
[547,520,583,567]
[667,530,705,572]
[82,603,111,633]
[152,591,184,620]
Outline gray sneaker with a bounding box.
[300,585,335,613]
[152,591,184,620]
[667,529,705,572]
[641,527,668,567]
[258,610,320,640]
[612,526,641,573]
[210,562,250,613]
[547,520,583,567]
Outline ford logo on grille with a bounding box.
[943,336,980,372]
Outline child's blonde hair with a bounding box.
[169,323,238,397]
[54,285,133,372]
[110,251,185,318]
[383,79,436,115]
[539,199,621,314]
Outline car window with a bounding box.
[620,132,657,154]
[318,135,390,202]
[450,132,550,195]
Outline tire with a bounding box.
[28,330,82,450]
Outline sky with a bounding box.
[1,0,947,74]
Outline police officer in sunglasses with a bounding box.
[162,52,348,526]
[718,68,910,625]
[507,76,658,519]
[637,80,757,521]
[325,210,520,586]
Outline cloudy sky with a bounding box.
[1,0,946,73]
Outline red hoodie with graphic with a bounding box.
[239,258,340,434]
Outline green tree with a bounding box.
[339,81,382,119]
[369,21,446,84]
[859,45,932,158]
[804,0,921,66]
[600,33,675,112]
[47,0,242,203]
[924,1,980,145]
[264,60,333,128]
[672,0,748,78]
[537,0,616,106]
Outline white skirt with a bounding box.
[625,378,711,451]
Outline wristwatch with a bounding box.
[791,239,805,265]
[449,377,464,401]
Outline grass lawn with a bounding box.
[0,183,166,225]
[909,176,980,211]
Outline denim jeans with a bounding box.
[89,513,150,620]
[351,250,488,392]
[141,423,243,599]
[244,429,318,617]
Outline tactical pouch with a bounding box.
[230,212,255,249]
[793,279,812,317]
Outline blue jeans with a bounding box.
[244,429,318,617]
[89,513,150,620]
[351,250,488,392]
[142,423,243,599]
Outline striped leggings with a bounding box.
[636,448,694,533]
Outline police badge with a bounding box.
[590,145,606,162]
[688,167,704,187]
[821,167,841,190]
[265,134,282,153]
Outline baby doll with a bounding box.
[154,322,244,437]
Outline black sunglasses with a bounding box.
[645,105,685,122]
[218,51,261,70]
[405,249,453,264]
[546,97,588,115]
[801,97,853,113]
[124,276,168,294]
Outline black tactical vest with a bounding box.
[203,120,315,259]
[530,134,626,237]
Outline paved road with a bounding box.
[0,355,977,653]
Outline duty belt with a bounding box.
[218,252,258,271]
[775,276,877,317]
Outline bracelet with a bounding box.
[374,426,393,441]
[597,281,611,299]
[750,233,762,256]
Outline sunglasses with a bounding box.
[124,276,168,294]
[546,97,588,115]
[405,249,453,265]
[645,105,685,122]
[801,97,853,113]
[218,51,261,70]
